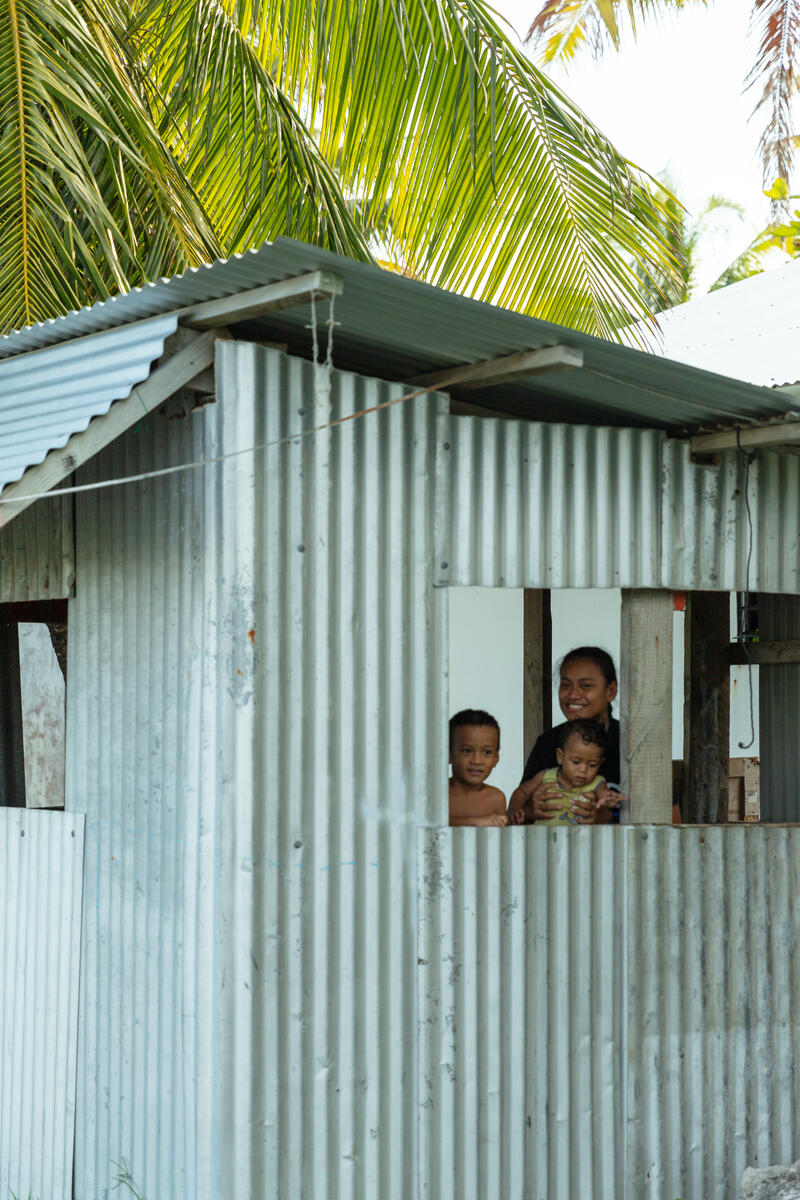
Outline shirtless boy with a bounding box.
[448,709,507,827]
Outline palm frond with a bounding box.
[526,0,703,63]
[746,0,800,207]
[0,0,221,331]
[131,0,371,260]
[155,0,685,337]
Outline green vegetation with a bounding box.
[0,0,684,338]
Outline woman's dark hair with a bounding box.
[449,709,500,751]
[559,646,617,686]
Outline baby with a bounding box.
[507,718,615,825]
[448,709,507,827]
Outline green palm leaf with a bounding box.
[144,0,682,337]
[0,0,222,329]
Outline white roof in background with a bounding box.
[652,257,800,388]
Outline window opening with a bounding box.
[0,600,67,809]
[447,587,780,827]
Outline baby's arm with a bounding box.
[507,770,569,824]
[508,771,546,812]
[593,781,621,811]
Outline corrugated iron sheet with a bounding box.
[67,347,447,1199]
[0,495,74,601]
[418,828,624,1200]
[68,387,220,1199]
[662,440,800,591]
[0,313,177,492]
[443,416,800,593]
[0,238,788,434]
[758,593,800,820]
[442,416,662,587]
[419,826,800,1200]
[0,808,85,1200]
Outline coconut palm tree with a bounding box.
[527,0,800,208]
[0,0,681,338]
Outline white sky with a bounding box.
[494,0,784,292]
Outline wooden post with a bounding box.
[684,592,730,823]
[523,590,552,755]
[620,590,673,823]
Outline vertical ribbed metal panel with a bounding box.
[68,390,223,1199]
[418,828,624,1200]
[662,440,800,591]
[418,827,800,1200]
[444,418,800,592]
[0,808,84,1200]
[759,593,800,820]
[443,417,662,587]
[212,345,447,1197]
[626,826,800,1199]
[68,348,446,1199]
[0,495,74,600]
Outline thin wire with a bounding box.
[0,372,457,507]
[736,426,758,750]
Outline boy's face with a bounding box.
[556,734,603,789]
[450,724,500,788]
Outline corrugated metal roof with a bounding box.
[0,239,791,437]
[0,314,177,490]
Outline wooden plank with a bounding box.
[620,589,673,823]
[0,329,224,529]
[408,345,583,391]
[180,271,342,329]
[690,418,800,455]
[729,640,800,664]
[744,758,760,821]
[523,590,552,757]
[684,592,730,823]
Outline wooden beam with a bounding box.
[180,271,343,329]
[729,639,800,664]
[0,328,225,528]
[620,589,673,822]
[523,590,552,756]
[690,418,800,455]
[407,345,583,392]
[684,592,730,823]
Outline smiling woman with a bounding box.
[509,646,622,825]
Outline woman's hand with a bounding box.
[509,777,564,822]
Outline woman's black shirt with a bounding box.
[521,717,621,787]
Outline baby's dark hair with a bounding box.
[449,709,500,751]
[559,718,606,753]
[560,646,617,686]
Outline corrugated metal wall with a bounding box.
[62,354,800,1200]
[442,417,800,592]
[212,346,447,1197]
[68,388,223,1199]
[442,417,662,587]
[0,495,73,601]
[67,347,447,1199]
[419,826,800,1200]
[0,809,84,1200]
[758,593,800,820]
